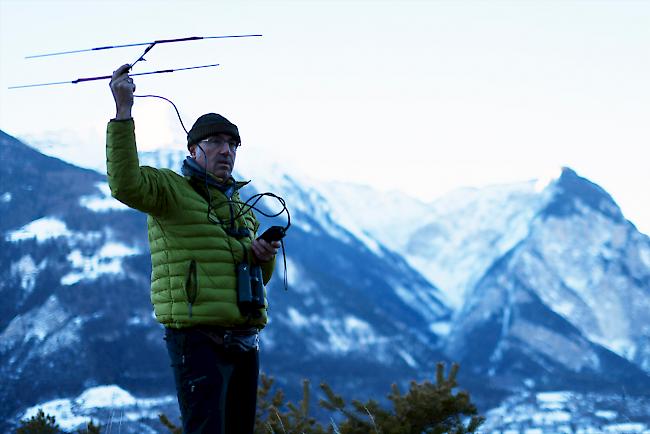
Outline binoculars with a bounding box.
[236,262,265,315]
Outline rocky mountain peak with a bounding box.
[542,166,622,221]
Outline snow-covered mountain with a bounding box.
[321,166,650,415]
[0,131,448,432]
[445,169,650,391]
[315,174,561,309]
[320,168,650,370]
[271,167,650,429]
[2,128,650,432]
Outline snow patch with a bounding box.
[532,411,571,424]
[552,300,575,318]
[604,423,647,432]
[79,182,129,212]
[640,245,650,267]
[22,386,176,432]
[295,219,314,233]
[537,391,571,406]
[61,242,140,285]
[429,321,451,336]
[22,400,90,431]
[1,192,11,202]
[127,315,145,326]
[6,217,71,242]
[11,255,47,296]
[77,385,137,408]
[99,242,140,258]
[591,337,637,360]
[393,284,447,322]
[287,307,310,328]
[595,410,617,420]
[317,316,381,354]
[282,257,315,294]
[398,349,418,368]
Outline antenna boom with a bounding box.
[25,34,262,59]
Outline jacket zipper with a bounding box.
[185,259,198,318]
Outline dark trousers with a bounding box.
[164,327,259,434]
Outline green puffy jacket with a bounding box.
[106,119,274,329]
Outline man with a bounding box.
[107,64,281,433]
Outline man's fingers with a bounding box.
[109,64,136,96]
[252,243,268,261]
[258,242,275,255]
[252,239,278,261]
[110,64,134,93]
[259,239,279,253]
[252,242,262,257]
[111,64,131,81]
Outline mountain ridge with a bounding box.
[2,129,649,432]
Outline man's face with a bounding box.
[191,133,239,180]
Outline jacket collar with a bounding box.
[181,157,250,195]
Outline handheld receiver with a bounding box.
[258,225,286,242]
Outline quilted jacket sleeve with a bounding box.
[260,255,276,286]
[106,119,174,216]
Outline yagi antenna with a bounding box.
[9,34,262,89]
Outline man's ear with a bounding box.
[189,145,197,158]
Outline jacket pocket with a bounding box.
[185,260,199,318]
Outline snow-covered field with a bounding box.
[22,385,177,433]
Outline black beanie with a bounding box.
[186,113,240,149]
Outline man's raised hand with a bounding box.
[110,64,135,120]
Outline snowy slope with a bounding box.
[407,178,555,308]
[307,181,432,255]
[315,173,557,309]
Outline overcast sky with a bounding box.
[1,0,648,234]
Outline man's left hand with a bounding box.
[252,239,280,263]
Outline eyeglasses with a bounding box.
[200,136,241,152]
